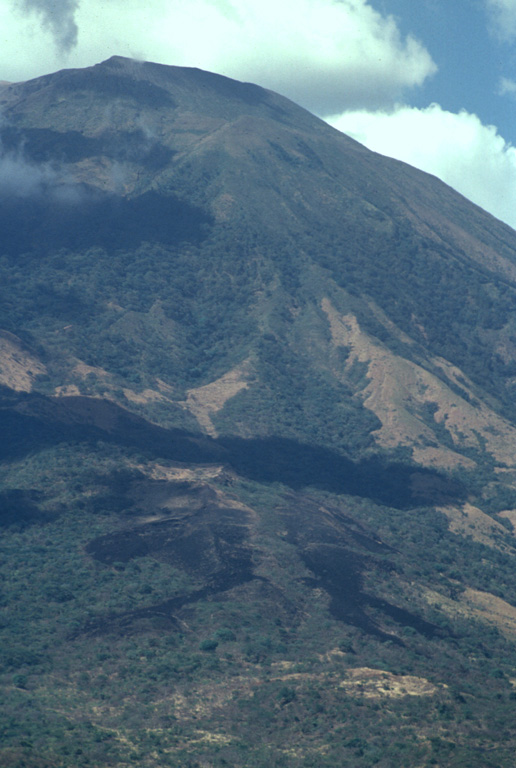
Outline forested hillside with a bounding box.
[2,57,516,767]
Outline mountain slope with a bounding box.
[3,57,516,767]
[2,56,516,469]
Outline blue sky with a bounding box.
[371,0,516,141]
[1,0,516,229]
[327,0,516,229]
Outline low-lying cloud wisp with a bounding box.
[0,149,58,199]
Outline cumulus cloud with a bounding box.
[1,0,436,113]
[484,0,516,40]
[147,0,437,113]
[326,104,516,230]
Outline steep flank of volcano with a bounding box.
[4,58,516,767]
[2,57,516,473]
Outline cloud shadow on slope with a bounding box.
[0,389,455,643]
[0,189,212,255]
[0,390,464,511]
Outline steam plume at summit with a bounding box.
[20,0,79,52]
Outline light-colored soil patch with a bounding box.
[338,668,438,698]
[440,503,512,550]
[156,378,174,394]
[172,662,439,721]
[172,675,260,719]
[73,362,110,378]
[56,363,176,406]
[422,584,516,639]
[498,509,516,529]
[0,331,46,392]
[123,387,165,404]
[412,445,475,470]
[127,461,257,521]
[121,378,177,406]
[463,588,516,638]
[321,298,516,469]
[55,384,82,397]
[190,730,232,746]
[184,362,251,436]
[365,298,415,347]
[74,156,140,195]
[54,363,111,397]
[129,461,225,483]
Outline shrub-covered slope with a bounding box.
[2,56,516,466]
[3,57,516,767]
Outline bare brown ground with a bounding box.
[183,362,251,436]
[337,667,438,699]
[463,588,516,637]
[0,331,46,392]
[73,362,110,379]
[55,362,111,398]
[122,388,165,404]
[321,299,516,469]
[55,385,82,396]
[422,583,516,639]
[53,360,178,407]
[439,503,513,550]
[498,509,516,528]
[73,157,140,195]
[169,662,439,724]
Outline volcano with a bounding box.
[2,57,516,767]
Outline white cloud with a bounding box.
[0,147,85,202]
[0,119,85,201]
[326,104,516,230]
[0,0,436,113]
[484,0,516,40]
[0,144,56,198]
[150,0,437,113]
[499,76,516,96]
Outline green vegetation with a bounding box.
[4,55,516,766]
[1,435,516,767]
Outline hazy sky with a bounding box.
[1,0,516,229]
